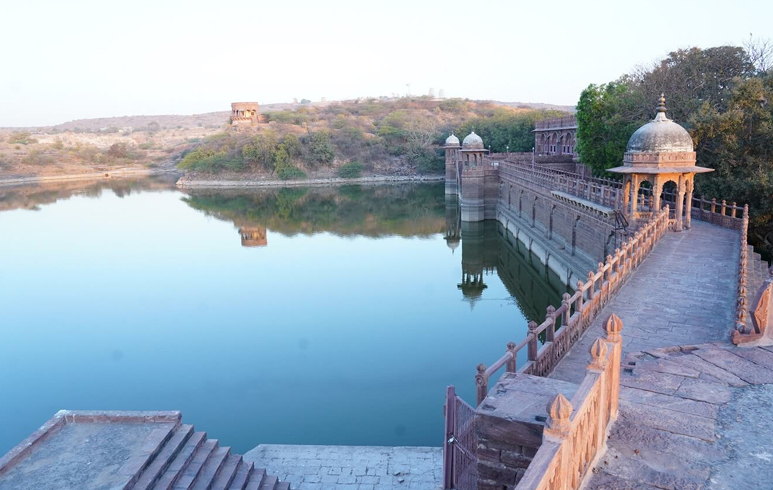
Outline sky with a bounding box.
[1,0,771,127]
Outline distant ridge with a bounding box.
[5,99,574,132]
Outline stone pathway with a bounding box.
[586,342,773,490]
[551,221,739,384]
[243,445,442,490]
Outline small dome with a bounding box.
[462,131,484,149]
[626,94,693,153]
[445,133,460,146]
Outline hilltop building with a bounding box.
[230,102,267,126]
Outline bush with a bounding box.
[276,165,306,180]
[8,132,38,145]
[305,131,335,166]
[22,149,54,165]
[337,161,363,178]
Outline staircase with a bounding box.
[130,424,290,490]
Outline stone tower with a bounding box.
[444,133,461,195]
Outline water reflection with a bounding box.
[0,179,570,454]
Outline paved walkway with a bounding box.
[586,343,773,490]
[551,221,739,384]
[243,445,442,490]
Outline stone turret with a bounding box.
[445,133,462,195]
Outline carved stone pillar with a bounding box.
[622,177,631,216]
[684,178,693,229]
[651,177,661,213]
[675,175,686,232]
[631,175,641,220]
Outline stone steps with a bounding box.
[134,427,289,490]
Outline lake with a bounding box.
[0,177,569,454]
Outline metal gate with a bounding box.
[443,386,478,490]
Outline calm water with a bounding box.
[0,177,568,454]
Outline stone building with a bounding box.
[533,115,577,162]
[608,94,713,231]
[230,102,266,126]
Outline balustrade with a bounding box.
[474,208,669,405]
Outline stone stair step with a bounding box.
[172,439,218,490]
[226,460,253,490]
[257,475,277,490]
[151,432,207,490]
[132,424,194,490]
[210,453,241,490]
[274,482,290,490]
[190,445,230,490]
[244,468,266,490]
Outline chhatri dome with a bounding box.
[625,94,694,153]
[445,133,460,146]
[608,93,713,233]
[462,131,484,150]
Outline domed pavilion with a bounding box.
[608,94,713,231]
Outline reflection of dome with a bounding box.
[462,132,484,149]
[446,237,460,252]
[445,133,460,146]
[626,94,693,153]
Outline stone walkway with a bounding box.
[586,343,773,490]
[551,221,739,384]
[243,445,442,490]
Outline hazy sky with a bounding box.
[2,0,771,127]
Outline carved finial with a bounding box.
[588,338,609,370]
[507,341,516,352]
[528,320,539,333]
[545,393,573,438]
[604,313,623,341]
[657,93,667,113]
[562,292,571,304]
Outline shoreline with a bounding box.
[0,168,173,188]
[176,174,444,189]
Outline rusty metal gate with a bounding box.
[443,386,477,490]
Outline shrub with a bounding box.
[8,132,37,145]
[305,130,335,166]
[276,165,306,180]
[337,161,363,178]
[22,149,54,165]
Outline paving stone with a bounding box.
[692,348,773,384]
[243,445,442,490]
[618,400,716,442]
[665,353,749,387]
[620,386,719,419]
[619,369,685,395]
[675,377,735,404]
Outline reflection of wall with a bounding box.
[448,205,570,321]
[239,227,267,247]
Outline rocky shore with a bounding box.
[0,168,171,188]
[176,174,444,188]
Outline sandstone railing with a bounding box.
[515,315,623,490]
[731,205,757,343]
[499,162,622,211]
[535,116,577,130]
[474,207,669,405]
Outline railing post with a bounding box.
[443,386,456,490]
[561,293,571,327]
[576,280,585,313]
[546,306,556,342]
[731,202,737,218]
[506,342,516,372]
[527,321,539,362]
[475,364,488,406]
[604,314,624,418]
